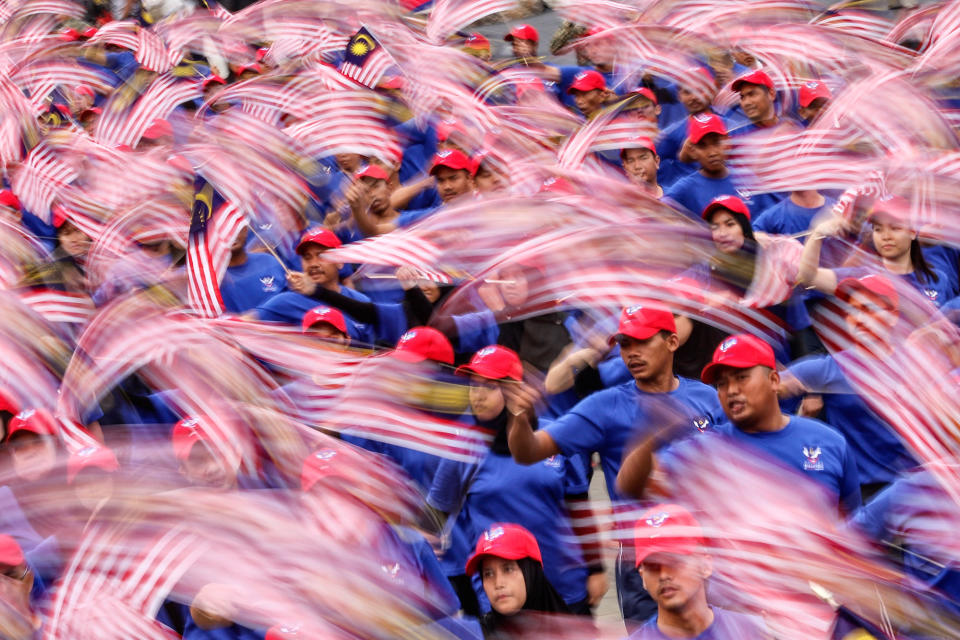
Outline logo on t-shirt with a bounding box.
[692,416,711,432]
[260,276,277,292]
[381,562,400,579]
[543,455,562,468]
[802,446,823,471]
[924,288,939,302]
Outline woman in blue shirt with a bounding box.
[426,346,603,619]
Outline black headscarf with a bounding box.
[479,557,571,639]
[475,407,537,456]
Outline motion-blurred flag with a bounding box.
[186,176,244,318]
[830,605,903,640]
[339,27,395,88]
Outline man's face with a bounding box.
[360,177,391,214]
[628,98,661,124]
[678,86,709,114]
[572,89,605,118]
[434,167,473,203]
[306,322,350,347]
[622,148,660,187]
[693,133,727,174]
[739,84,775,123]
[299,245,340,287]
[334,153,363,173]
[798,98,827,123]
[618,332,677,383]
[179,442,237,490]
[229,226,249,253]
[844,292,897,346]
[9,433,57,482]
[511,38,536,58]
[714,365,777,428]
[498,265,530,308]
[640,552,710,614]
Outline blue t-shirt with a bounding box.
[664,172,758,220]
[787,353,915,485]
[629,606,769,639]
[426,449,589,607]
[655,119,698,189]
[752,197,835,236]
[545,377,725,502]
[922,244,960,299]
[220,253,286,313]
[255,289,373,344]
[833,266,952,309]
[397,205,439,228]
[701,416,861,512]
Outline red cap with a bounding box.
[539,176,577,194]
[455,345,523,381]
[301,305,348,334]
[732,69,775,92]
[701,195,751,221]
[866,195,911,225]
[687,112,727,144]
[7,409,57,441]
[393,327,455,365]
[265,625,304,640]
[514,75,545,98]
[634,504,705,566]
[60,27,81,41]
[585,25,607,38]
[701,334,776,384]
[201,74,226,89]
[172,418,207,460]
[429,149,475,175]
[464,32,490,50]
[436,119,464,143]
[52,205,71,229]
[142,118,173,140]
[621,135,657,155]
[296,227,341,254]
[236,63,263,75]
[75,85,95,99]
[0,189,21,210]
[0,389,20,415]
[798,80,831,108]
[567,69,606,94]
[67,445,119,483]
[354,164,389,181]
[300,447,355,491]
[0,535,24,569]
[82,26,98,39]
[256,47,269,62]
[465,523,542,575]
[836,274,899,311]
[613,302,677,343]
[505,24,538,43]
[628,87,658,105]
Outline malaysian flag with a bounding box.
[186,175,240,318]
[338,27,395,89]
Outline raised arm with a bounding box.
[796,216,850,294]
[347,179,397,237]
[503,382,561,464]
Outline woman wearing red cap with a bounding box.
[797,197,952,308]
[426,345,605,619]
[465,523,578,638]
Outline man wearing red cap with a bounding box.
[219,223,288,313]
[505,24,539,61]
[566,70,611,119]
[797,80,831,124]
[779,275,915,497]
[505,303,724,623]
[664,113,743,218]
[346,164,402,237]
[261,228,373,342]
[629,504,769,638]
[620,136,662,197]
[463,32,491,61]
[619,334,861,513]
[301,305,353,345]
[730,69,780,134]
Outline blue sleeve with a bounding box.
[598,354,631,388]
[397,207,436,228]
[839,440,862,513]
[409,533,462,614]
[453,310,499,355]
[373,301,408,345]
[751,206,781,234]
[850,480,898,541]
[787,355,846,393]
[544,397,607,457]
[557,65,589,93]
[426,458,471,513]
[562,453,590,495]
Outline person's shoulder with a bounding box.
[676,376,716,395]
[712,606,770,635]
[625,618,664,639]
[338,285,371,302]
[788,414,848,445]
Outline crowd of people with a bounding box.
[1,0,960,637]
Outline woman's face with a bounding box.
[58,222,91,259]
[499,266,530,308]
[9,434,57,482]
[482,557,527,616]
[469,375,505,422]
[419,280,441,304]
[708,210,745,254]
[871,221,913,261]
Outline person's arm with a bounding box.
[397,266,436,327]
[796,217,849,294]
[503,382,561,464]
[390,174,435,211]
[544,345,605,394]
[615,432,662,499]
[347,179,397,237]
[285,273,379,325]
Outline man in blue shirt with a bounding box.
[220,225,287,313]
[618,334,861,514]
[728,69,781,137]
[629,504,770,639]
[664,114,756,219]
[504,303,725,624]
